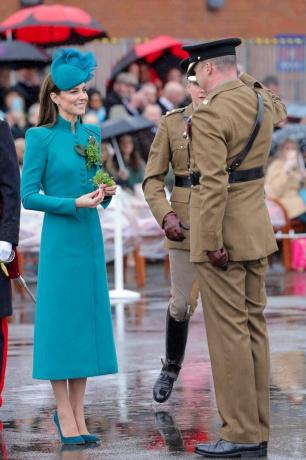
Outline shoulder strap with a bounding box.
[227,92,264,172]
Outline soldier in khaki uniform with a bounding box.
[143,66,206,403]
[182,39,287,458]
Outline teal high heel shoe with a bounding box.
[81,433,100,444]
[53,412,85,445]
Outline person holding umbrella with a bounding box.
[0,117,20,407]
[21,48,117,445]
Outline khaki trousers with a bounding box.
[195,258,270,444]
[169,249,199,321]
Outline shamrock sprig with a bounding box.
[75,136,101,170]
[91,169,115,188]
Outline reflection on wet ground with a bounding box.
[1,262,306,459]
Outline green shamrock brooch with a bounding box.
[75,135,102,170]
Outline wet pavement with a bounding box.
[1,262,306,459]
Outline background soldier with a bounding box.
[182,38,286,458]
[143,65,206,403]
[0,118,20,407]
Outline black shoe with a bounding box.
[194,439,268,458]
[153,365,179,403]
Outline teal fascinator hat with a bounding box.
[50,48,97,91]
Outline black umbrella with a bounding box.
[0,40,50,69]
[101,115,154,170]
[102,115,154,140]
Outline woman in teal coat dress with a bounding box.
[21,49,117,445]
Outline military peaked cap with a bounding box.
[183,38,241,63]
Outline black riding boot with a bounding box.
[153,310,189,403]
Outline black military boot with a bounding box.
[153,310,189,403]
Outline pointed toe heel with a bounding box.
[81,433,100,443]
[53,412,85,445]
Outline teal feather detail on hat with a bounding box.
[51,48,97,91]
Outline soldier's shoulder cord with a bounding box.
[165,107,186,117]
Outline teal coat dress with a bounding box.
[21,115,118,380]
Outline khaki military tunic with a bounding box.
[189,75,285,262]
[143,104,198,320]
[189,74,287,444]
[143,104,193,251]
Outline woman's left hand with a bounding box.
[100,184,117,196]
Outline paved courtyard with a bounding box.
[1,262,306,459]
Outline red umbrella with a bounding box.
[110,35,189,82]
[0,4,108,46]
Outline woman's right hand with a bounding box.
[75,188,105,208]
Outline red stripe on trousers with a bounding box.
[0,318,8,407]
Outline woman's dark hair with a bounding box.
[87,87,103,108]
[37,73,60,127]
[118,135,142,171]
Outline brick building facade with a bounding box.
[0,0,306,39]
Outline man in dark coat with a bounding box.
[0,118,20,406]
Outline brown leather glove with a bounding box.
[207,248,229,270]
[162,212,189,242]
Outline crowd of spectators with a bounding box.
[1,62,306,258]
[0,62,190,191]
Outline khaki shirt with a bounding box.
[189,74,287,262]
[143,104,193,251]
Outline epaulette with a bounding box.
[201,93,218,106]
[165,107,186,117]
